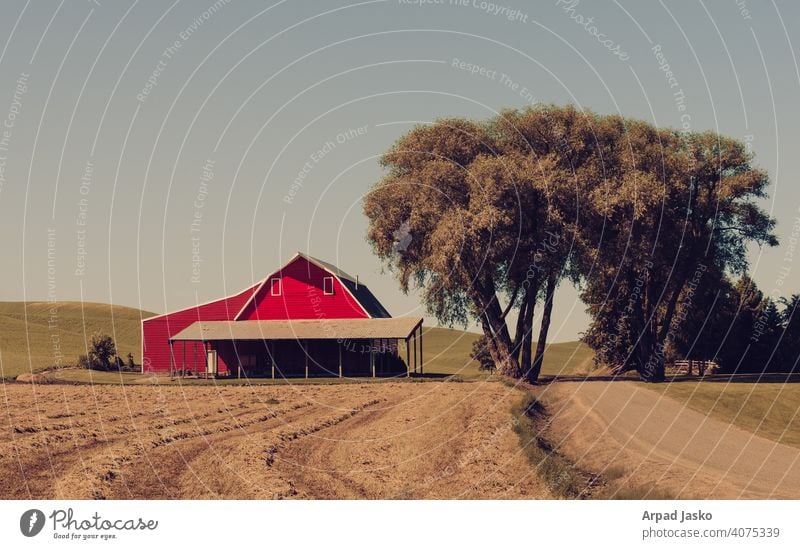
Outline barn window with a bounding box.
[270,278,282,296]
[323,277,335,295]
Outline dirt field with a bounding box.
[0,381,549,500]
[537,381,800,499]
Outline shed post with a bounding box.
[412,329,417,374]
[338,343,343,378]
[379,339,384,376]
[370,345,376,378]
[270,341,275,379]
[419,324,423,375]
[169,341,175,379]
[405,336,411,377]
[304,341,309,378]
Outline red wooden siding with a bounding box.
[237,257,369,321]
[142,283,260,373]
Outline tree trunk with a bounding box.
[636,335,665,382]
[519,281,538,377]
[479,315,504,367]
[511,294,528,364]
[530,274,556,382]
[642,274,691,382]
[472,282,521,377]
[630,282,665,382]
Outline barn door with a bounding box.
[206,350,217,375]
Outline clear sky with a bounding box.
[1,0,798,342]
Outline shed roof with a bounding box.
[169,317,423,342]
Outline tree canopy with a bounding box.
[364,105,778,382]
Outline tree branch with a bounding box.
[500,285,521,321]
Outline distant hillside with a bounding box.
[0,301,154,378]
[419,326,594,378]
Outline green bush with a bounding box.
[470,335,496,372]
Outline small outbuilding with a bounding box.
[141,253,423,378]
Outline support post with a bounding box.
[338,343,343,378]
[412,330,417,374]
[169,341,175,379]
[370,345,376,378]
[304,341,309,378]
[419,324,423,375]
[405,336,411,377]
[271,342,275,379]
[379,339,384,376]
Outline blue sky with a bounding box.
[0,0,798,342]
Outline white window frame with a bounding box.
[323,276,335,295]
[270,277,282,296]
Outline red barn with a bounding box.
[141,253,423,378]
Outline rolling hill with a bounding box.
[0,301,153,378]
[0,301,593,380]
[420,326,594,379]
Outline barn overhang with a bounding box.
[169,317,423,342]
[166,317,425,379]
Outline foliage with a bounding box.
[576,127,776,381]
[663,272,799,373]
[470,335,496,372]
[365,107,592,380]
[88,333,117,371]
[366,104,777,382]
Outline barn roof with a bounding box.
[170,317,423,341]
[234,252,392,320]
[295,252,391,317]
[296,252,357,283]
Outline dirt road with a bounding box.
[0,382,548,499]
[537,381,800,499]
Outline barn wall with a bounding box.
[238,257,370,321]
[142,283,259,373]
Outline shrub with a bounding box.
[88,333,117,370]
[470,335,496,372]
[77,353,105,371]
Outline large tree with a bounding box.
[364,107,595,380]
[365,118,521,376]
[580,126,777,381]
[365,106,777,383]
[489,105,596,380]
